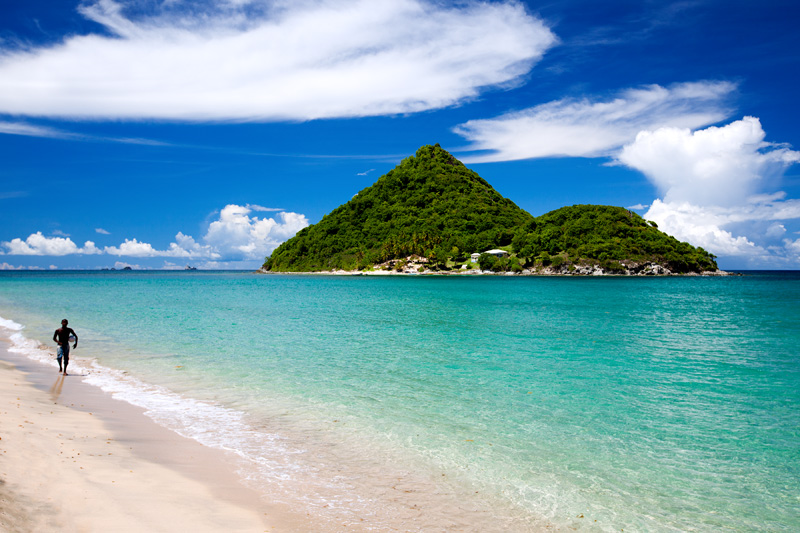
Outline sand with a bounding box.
[0,341,315,532]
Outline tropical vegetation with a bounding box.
[263,145,718,273]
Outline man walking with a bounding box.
[53,319,78,375]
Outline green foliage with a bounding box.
[264,144,533,271]
[512,205,717,272]
[263,145,718,274]
[478,253,498,271]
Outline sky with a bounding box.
[1,0,799,271]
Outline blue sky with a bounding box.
[1,0,799,270]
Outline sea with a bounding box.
[0,270,798,532]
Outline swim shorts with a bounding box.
[57,345,70,360]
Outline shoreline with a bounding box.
[0,340,317,532]
[0,315,546,533]
[256,267,734,276]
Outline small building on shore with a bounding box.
[484,249,509,258]
[471,249,509,262]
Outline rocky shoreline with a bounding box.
[258,260,734,277]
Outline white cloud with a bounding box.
[0,262,30,270]
[2,204,308,263]
[245,204,283,212]
[621,118,800,267]
[0,0,555,121]
[0,121,80,139]
[95,228,111,235]
[785,238,800,254]
[619,117,800,206]
[203,204,309,260]
[454,81,735,162]
[169,232,219,258]
[766,223,786,238]
[2,233,103,256]
[644,200,767,257]
[0,119,172,145]
[104,239,160,257]
[103,232,220,258]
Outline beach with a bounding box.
[0,341,310,532]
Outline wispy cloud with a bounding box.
[0,121,83,140]
[357,169,376,176]
[0,0,556,121]
[95,228,111,235]
[246,204,283,212]
[453,81,735,162]
[0,119,171,145]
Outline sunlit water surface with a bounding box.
[1,271,798,531]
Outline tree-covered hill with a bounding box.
[263,145,719,274]
[264,144,534,271]
[508,205,718,273]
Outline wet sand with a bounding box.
[0,341,316,532]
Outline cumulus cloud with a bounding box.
[104,239,163,257]
[1,262,29,270]
[619,116,800,206]
[617,117,800,266]
[454,81,735,162]
[103,232,219,258]
[2,233,103,256]
[0,0,555,121]
[644,200,767,257]
[203,204,309,260]
[2,204,308,263]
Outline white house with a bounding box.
[484,249,509,258]
[471,249,509,262]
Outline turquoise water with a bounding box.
[0,271,798,531]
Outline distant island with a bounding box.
[261,145,725,276]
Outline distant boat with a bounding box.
[185,265,197,271]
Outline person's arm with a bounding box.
[53,330,60,345]
[72,329,78,349]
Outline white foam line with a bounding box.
[0,315,306,484]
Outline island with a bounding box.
[261,144,725,276]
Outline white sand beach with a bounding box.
[0,341,317,532]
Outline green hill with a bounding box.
[264,144,534,271]
[263,145,719,274]
[508,205,717,273]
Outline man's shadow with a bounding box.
[49,374,65,402]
